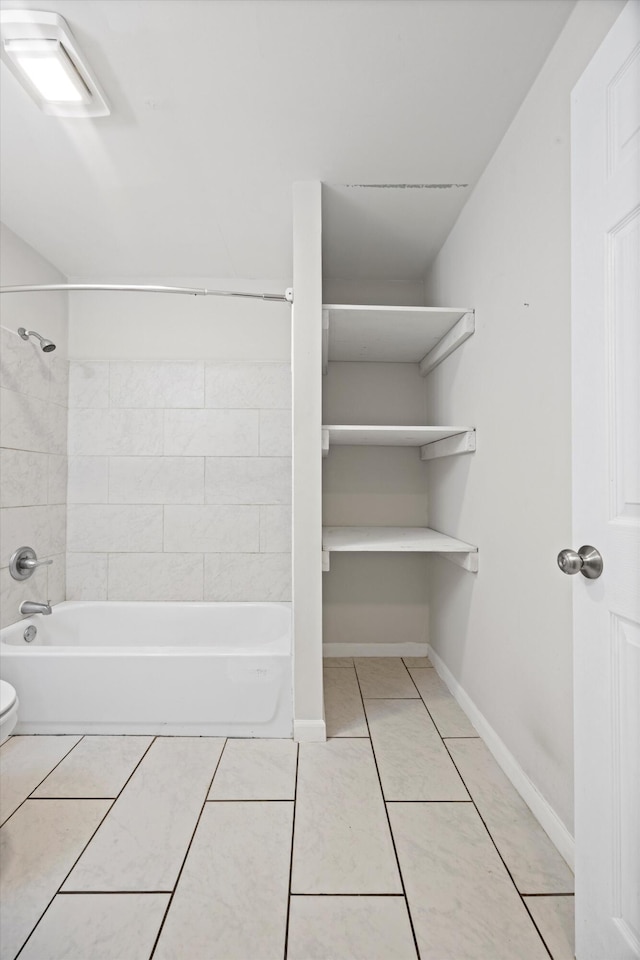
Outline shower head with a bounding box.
[18,328,56,352]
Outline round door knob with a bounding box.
[557,545,603,579]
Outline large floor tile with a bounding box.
[0,736,81,825]
[324,668,368,737]
[524,897,575,960]
[19,893,169,960]
[323,657,355,668]
[208,739,297,800]
[354,658,418,698]
[408,667,478,737]
[32,737,152,799]
[365,699,468,801]
[402,656,433,669]
[63,738,224,892]
[447,739,574,894]
[292,739,401,894]
[0,799,110,960]
[389,802,549,960]
[287,896,418,960]
[154,801,292,960]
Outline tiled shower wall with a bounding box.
[66,361,291,602]
[0,327,68,627]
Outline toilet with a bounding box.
[0,680,19,744]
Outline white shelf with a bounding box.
[322,424,473,456]
[322,526,476,552]
[321,526,478,573]
[322,303,474,371]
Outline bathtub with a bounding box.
[0,601,292,737]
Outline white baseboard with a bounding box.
[323,642,429,658]
[427,644,575,870]
[293,718,326,743]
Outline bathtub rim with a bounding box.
[0,599,292,657]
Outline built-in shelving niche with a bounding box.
[321,303,478,574]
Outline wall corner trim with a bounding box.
[427,644,575,870]
[293,718,327,743]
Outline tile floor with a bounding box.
[0,656,575,960]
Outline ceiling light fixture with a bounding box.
[0,10,109,117]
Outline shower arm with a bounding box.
[0,283,294,302]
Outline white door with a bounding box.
[571,2,640,958]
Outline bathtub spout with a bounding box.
[19,600,52,616]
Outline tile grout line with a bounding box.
[14,735,158,960]
[403,665,555,960]
[147,738,229,960]
[352,661,422,960]
[523,892,575,897]
[0,735,86,830]
[283,742,299,960]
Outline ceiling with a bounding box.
[0,0,575,282]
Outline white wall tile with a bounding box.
[0,387,51,453]
[67,457,109,504]
[67,504,163,552]
[259,505,291,552]
[47,401,67,456]
[68,409,163,456]
[47,454,67,505]
[67,553,108,600]
[69,361,109,408]
[205,362,291,409]
[204,553,291,601]
[0,449,48,507]
[164,505,259,553]
[205,457,291,504]
[109,457,204,504]
[108,553,204,601]
[110,361,204,408]
[164,409,258,456]
[259,409,291,455]
[47,552,66,605]
[0,504,54,568]
[48,354,69,406]
[0,566,39,628]
[0,326,49,401]
[49,503,66,556]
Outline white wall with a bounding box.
[0,223,68,626]
[422,0,626,835]
[68,279,291,362]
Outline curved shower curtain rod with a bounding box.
[0,283,294,302]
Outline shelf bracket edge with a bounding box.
[322,550,330,572]
[435,551,479,573]
[420,430,476,460]
[419,311,475,376]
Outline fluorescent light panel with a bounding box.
[0,11,110,117]
[5,39,89,103]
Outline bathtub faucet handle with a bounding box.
[21,556,53,570]
[9,546,53,581]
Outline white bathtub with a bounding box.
[0,601,292,737]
